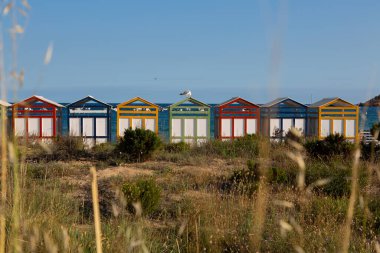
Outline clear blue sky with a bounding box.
[11,0,380,104]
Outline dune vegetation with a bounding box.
[0,130,378,252]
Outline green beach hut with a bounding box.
[168,97,211,145]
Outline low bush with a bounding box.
[121,179,161,216]
[222,160,261,196]
[192,134,261,159]
[163,142,190,153]
[370,122,380,141]
[268,166,297,186]
[306,162,351,197]
[360,142,380,161]
[117,128,162,162]
[304,134,354,159]
[51,136,88,160]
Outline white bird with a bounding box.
[179,90,192,98]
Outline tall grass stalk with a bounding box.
[0,107,7,253]
[91,167,103,253]
[341,148,360,253]
[250,138,270,250]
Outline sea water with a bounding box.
[60,104,380,143]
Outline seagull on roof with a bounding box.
[179,90,191,98]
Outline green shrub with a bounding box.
[305,134,354,159]
[117,128,162,162]
[91,142,116,160]
[368,198,380,234]
[164,142,190,153]
[222,160,260,196]
[192,134,261,159]
[121,179,161,216]
[360,142,380,161]
[306,162,351,197]
[370,122,380,141]
[51,136,88,160]
[268,166,297,186]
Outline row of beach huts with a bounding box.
[0,95,360,145]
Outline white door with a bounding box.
[145,119,156,132]
[321,119,330,137]
[14,118,26,136]
[42,118,53,137]
[69,118,81,136]
[28,118,40,136]
[118,118,129,136]
[270,119,281,137]
[234,119,244,137]
[184,119,194,137]
[333,119,343,135]
[171,119,182,137]
[96,118,107,137]
[83,118,94,137]
[221,118,232,137]
[345,120,355,138]
[197,118,207,137]
[132,118,142,130]
[246,119,257,134]
[294,118,305,135]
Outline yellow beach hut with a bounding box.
[308,97,359,141]
[116,97,160,137]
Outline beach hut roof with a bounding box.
[310,97,355,107]
[66,95,112,108]
[170,97,210,108]
[261,97,306,108]
[117,97,161,109]
[0,100,10,107]
[216,97,260,108]
[12,95,64,108]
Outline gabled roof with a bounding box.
[0,100,10,107]
[169,97,210,108]
[117,97,161,109]
[12,95,64,108]
[66,95,112,108]
[262,97,306,108]
[216,97,260,108]
[310,97,356,107]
